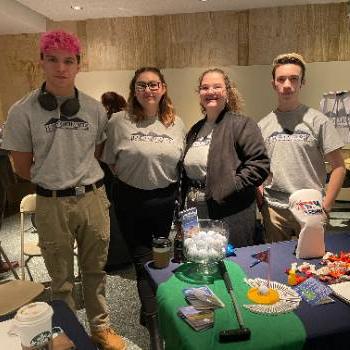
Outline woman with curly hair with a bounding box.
[102,67,186,350]
[181,68,270,247]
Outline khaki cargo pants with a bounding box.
[36,185,110,331]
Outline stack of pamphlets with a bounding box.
[177,306,214,331]
[177,286,225,331]
[183,286,225,309]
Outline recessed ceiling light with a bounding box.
[71,5,83,11]
[199,0,208,2]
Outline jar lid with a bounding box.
[152,237,171,248]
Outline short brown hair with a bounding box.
[198,68,243,114]
[101,91,126,119]
[127,67,175,127]
[272,53,306,83]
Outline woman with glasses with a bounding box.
[181,68,270,247]
[102,67,186,350]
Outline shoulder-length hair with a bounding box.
[127,67,175,127]
[198,68,243,114]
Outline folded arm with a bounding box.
[323,149,346,213]
[94,142,104,160]
[234,118,270,191]
[10,151,33,181]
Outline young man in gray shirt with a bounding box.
[258,53,345,242]
[2,30,125,350]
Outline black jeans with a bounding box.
[0,155,16,229]
[114,179,177,315]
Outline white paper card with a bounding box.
[330,281,350,304]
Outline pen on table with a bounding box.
[249,260,261,268]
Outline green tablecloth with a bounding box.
[157,260,306,350]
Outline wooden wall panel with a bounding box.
[249,3,350,65]
[237,11,249,66]
[86,17,157,71]
[0,34,43,117]
[156,11,241,68]
[338,3,350,61]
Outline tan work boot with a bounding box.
[91,328,126,350]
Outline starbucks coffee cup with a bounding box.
[14,302,53,350]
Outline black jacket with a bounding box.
[181,109,270,218]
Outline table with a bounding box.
[146,232,350,350]
[0,300,97,350]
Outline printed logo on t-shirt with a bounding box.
[130,131,174,143]
[325,112,350,129]
[45,116,89,132]
[192,133,212,147]
[266,129,311,143]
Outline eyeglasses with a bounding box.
[199,85,225,93]
[135,81,162,92]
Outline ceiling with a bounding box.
[0,0,346,35]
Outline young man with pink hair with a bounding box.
[3,30,125,350]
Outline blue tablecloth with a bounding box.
[146,232,350,350]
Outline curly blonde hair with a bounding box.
[198,68,243,114]
[127,67,175,127]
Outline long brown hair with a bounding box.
[198,68,243,114]
[127,67,175,127]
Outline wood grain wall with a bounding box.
[248,3,349,64]
[1,2,349,120]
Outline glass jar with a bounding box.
[183,219,228,275]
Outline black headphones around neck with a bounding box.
[38,82,80,117]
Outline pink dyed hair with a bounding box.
[40,30,81,56]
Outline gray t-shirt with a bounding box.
[320,92,350,144]
[2,88,107,189]
[0,125,8,156]
[102,111,186,190]
[258,104,344,208]
[183,121,215,181]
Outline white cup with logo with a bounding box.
[14,302,54,350]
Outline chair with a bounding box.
[20,194,41,281]
[0,242,20,280]
[0,280,44,316]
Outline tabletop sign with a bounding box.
[179,207,199,238]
